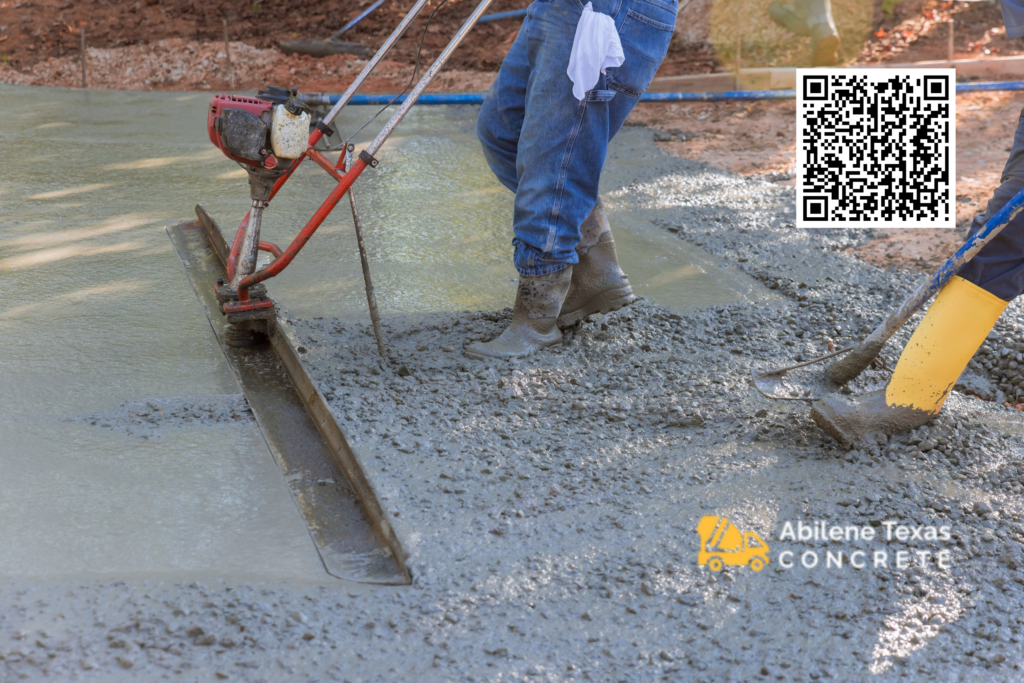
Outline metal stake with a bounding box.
[345,147,388,360]
[223,19,235,91]
[80,26,87,89]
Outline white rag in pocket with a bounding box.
[567,2,625,101]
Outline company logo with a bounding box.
[696,515,770,572]
[696,515,954,573]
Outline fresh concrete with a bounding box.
[4,85,1024,682]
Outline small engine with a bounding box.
[207,85,312,172]
[206,86,317,332]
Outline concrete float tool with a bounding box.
[278,0,386,58]
[752,186,1024,401]
[200,0,496,350]
[164,0,497,583]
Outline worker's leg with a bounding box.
[767,0,839,66]
[957,110,1024,302]
[476,24,529,194]
[810,112,1024,448]
[468,0,674,359]
[509,0,675,278]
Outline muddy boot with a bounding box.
[811,389,933,450]
[768,1,810,36]
[811,276,1007,449]
[465,266,573,360]
[557,199,637,328]
[801,0,840,66]
[769,0,839,65]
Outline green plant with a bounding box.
[882,0,900,18]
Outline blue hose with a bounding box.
[301,89,797,106]
[956,80,1024,93]
[477,8,529,23]
[300,80,1024,107]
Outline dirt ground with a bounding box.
[0,0,1019,83]
[631,87,1024,272]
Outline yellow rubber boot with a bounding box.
[811,276,1007,448]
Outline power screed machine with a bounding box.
[201,0,496,347]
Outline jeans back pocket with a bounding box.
[606,5,675,98]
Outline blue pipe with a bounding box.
[301,89,797,106]
[956,80,1024,93]
[477,8,529,23]
[331,0,388,39]
[300,80,1024,107]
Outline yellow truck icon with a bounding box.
[697,516,770,572]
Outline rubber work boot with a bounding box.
[557,198,637,328]
[464,266,573,360]
[811,276,1007,449]
[768,0,840,66]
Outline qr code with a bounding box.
[796,68,955,228]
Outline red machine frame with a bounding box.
[220,133,368,315]
[218,0,497,317]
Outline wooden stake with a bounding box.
[80,26,87,89]
[948,19,954,62]
[735,32,742,76]
[223,19,234,91]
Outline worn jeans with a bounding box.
[476,0,676,277]
[958,107,1024,302]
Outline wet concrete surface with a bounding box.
[0,85,328,581]
[6,84,1024,681]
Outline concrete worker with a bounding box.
[811,94,1024,449]
[465,0,676,360]
[767,0,840,67]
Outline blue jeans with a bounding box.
[958,107,1024,302]
[476,0,676,277]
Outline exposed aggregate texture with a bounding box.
[72,395,254,438]
[5,132,1024,682]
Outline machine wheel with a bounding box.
[707,556,724,572]
[749,557,765,572]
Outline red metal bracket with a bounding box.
[222,297,276,315]
[222,124,369,301]
[226,126,333,281]
[237,156,368,295]
[259,241,283,258]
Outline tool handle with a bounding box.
[365,0,497,157]
[319,0,432,130]
[827,186,1024,385]
[331,0,387,39]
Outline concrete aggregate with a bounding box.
[6,135,1024,682]
[72,395,255,438]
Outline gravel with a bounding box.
[5,129,1024,682]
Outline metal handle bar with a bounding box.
[320,0,433,130]
[235,0,497,295]
[226,0,433,280]
[365,0,496,157]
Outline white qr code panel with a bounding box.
[796,68,955,228]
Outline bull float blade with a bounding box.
[279,39,373,58]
